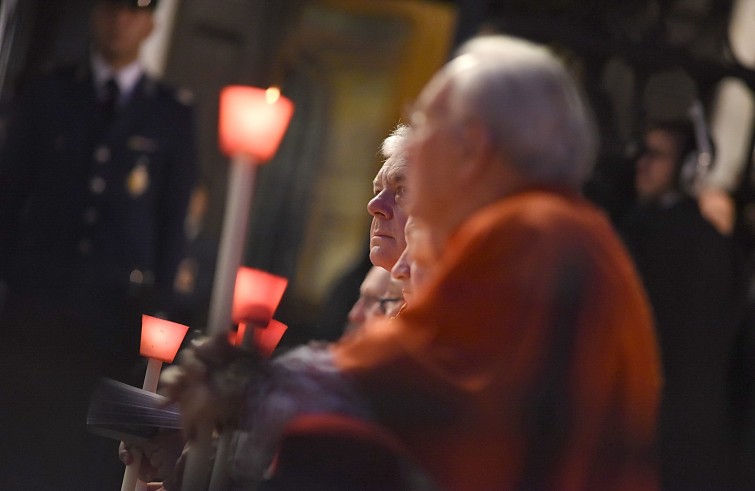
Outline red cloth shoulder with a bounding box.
[333,190,661,490]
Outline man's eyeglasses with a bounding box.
[377,296,403,315]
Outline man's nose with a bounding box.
[348,300,366,326]
[391,253,411,282]
[367,190,394,219]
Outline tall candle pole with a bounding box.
[206,156,257,336]
[182,86,294,491]
[181,144,259,491]
[122,315,188,491]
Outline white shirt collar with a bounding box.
[91,51,145,103]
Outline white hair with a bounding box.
[380,123,411,164]
[446,35,597,189]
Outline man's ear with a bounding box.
[458,120,494,182]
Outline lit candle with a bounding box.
[232,267,288,325]
[206,86,294,338]
[122,315,188,491]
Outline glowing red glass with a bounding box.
[234,319,288,357]
[232,267,288,325]
[139,315,189,363]
[219,86,294,162]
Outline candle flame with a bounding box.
[265,87,281,104]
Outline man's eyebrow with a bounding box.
[385,169,407,186]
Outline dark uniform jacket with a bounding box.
[0,60,197,491]
[620,197,746,490]
[0,62,197,347]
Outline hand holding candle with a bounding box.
[122,315,188,491]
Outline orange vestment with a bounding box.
[333,189,662,490]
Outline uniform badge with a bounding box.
[127,164,150,197]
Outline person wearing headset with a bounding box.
[621,119,746,491]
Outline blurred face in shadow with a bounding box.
[91,1,154,68]
[635,129,679,202]
[346,266,404,333]
[367,156,410,271]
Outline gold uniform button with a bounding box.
[94,146,110,163]
[90,177,106,194]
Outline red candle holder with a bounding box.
[139,315,189,363]
[219,86,295,162]
[233,319,288,358]
[232,267,288,326]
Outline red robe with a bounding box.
[333,189,662,490]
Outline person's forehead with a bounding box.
[374,158,408,188]
[414,70,454,117]
[418,66,451,103]
[362,268,391,293]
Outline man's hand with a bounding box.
[118,430,184,484]
[160,334,263,441]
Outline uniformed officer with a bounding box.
[0,0,198,489]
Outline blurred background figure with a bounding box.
[633,120,709,205]
[619,120,746,490]
[0,0,197,489]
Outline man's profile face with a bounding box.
[405,72,465,229]
[91,2,154,66]
[635,129,679,202]
[367,156,410,270]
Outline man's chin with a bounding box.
[369,248,395,271]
